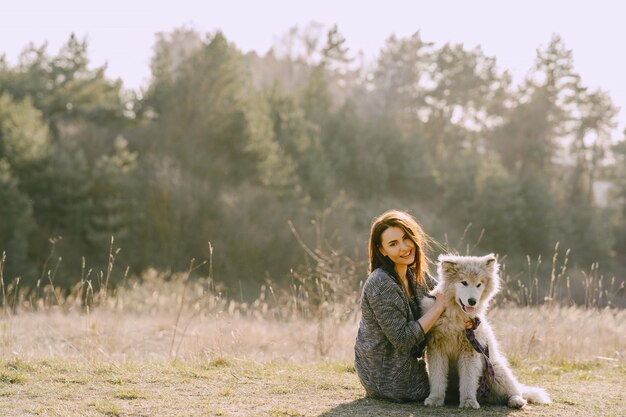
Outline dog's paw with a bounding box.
[424,395,444,407]
[508,395,527,409]
[459,396,480,409]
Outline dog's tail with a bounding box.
[521,385,551,404]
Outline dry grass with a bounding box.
[0,244,625,416]
[2,301,623,364]
[0,356,624,416]
[0,279,624,416]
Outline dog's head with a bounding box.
[434,253,500,317]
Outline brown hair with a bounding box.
[369,209,431,287]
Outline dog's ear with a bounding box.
[485,253,498,271]
[440,260,458,274]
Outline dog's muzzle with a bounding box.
[459,298,477,314]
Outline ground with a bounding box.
[1,357,624,417]
[1,290,624,416]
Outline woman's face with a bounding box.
[379,226,416,267]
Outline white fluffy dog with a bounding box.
[420,254,551,409]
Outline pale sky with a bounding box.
[2,0,625,135]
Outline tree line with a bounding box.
[1,25,624,297]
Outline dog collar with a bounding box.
[468,317,481,330]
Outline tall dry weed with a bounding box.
[0,229,624,362]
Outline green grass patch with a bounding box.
[115,387,148,400]
[208,357,230,368]
[92,400,122,416]
[53,375,89,384]
[268,406,304,417]
[0,369,25,384]
[4,358,35,372]
[317,361,356,373]
[0,357,623,416]
[106,376,127,385]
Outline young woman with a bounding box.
[354,209,447,402]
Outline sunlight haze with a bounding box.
[2,0,625,134]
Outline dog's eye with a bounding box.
[461,281,468,286]
[477,283,482,288]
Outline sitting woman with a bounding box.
[354,209,447,402]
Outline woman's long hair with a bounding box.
[369,209,431,287]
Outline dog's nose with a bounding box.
[468,298,477,306]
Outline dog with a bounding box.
[420,254,551,409]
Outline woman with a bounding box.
[354,209,447,402]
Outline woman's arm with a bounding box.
[366,276,426,354]
[417,292,447,333]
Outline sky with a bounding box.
[2,0,625,136]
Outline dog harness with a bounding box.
[465,317,495,398]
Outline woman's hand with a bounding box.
[419,292,448,333]
[433,292,448,314]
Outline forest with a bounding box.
[1,24,624,302]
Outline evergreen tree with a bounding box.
[611,135,626,263]
[1,34,127,137]
[0,159,35,278]
[0,93,51,281]
[491,35,578,174]
[372,32,433,134]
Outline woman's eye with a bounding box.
[461,281,468,286]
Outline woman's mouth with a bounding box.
[400,250,413,259]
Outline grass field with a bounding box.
[1,356,624,416]
[1,304,625,416]
[0,268,624,416]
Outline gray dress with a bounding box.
[354,267,437,402]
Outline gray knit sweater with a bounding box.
[354,267,437,402]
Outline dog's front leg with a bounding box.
[424,350,448,407]
[458,352,481,409]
